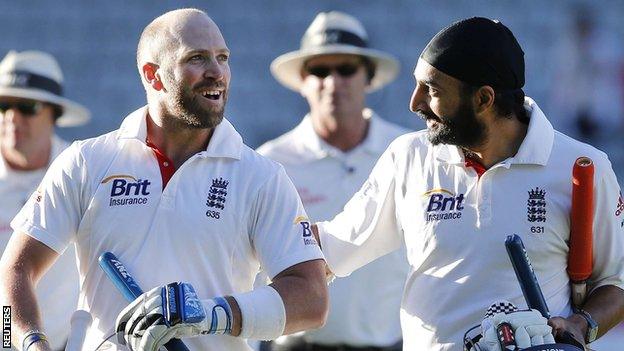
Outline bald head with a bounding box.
[136,8,231,130]
[136,8,219,71]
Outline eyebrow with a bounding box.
[419,77,444,90]
[185,48,230,56]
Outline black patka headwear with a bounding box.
[421,17,525,90]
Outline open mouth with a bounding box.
[427,116,442,124]
[200,90,222,101]
[421,112,443,125]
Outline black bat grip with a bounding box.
[505,234,550,318]
[164,339,190,351]
[505,236,585,350]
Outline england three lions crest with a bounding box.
[527,187,546,222]
[206,177,229,219]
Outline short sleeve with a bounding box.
[588,158,624,292]
[10,142,87,254]
[318,143,403,277]
[249,166,324,279]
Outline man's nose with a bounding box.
[203,59,225,81]
[409,84,428,113]
[321,73,339,92]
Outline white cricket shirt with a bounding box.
[11,107,323,351]
[318,98,624,351]
[257,110,410,347]
[0,135,80,350]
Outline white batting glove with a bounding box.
[114,282,232,351]
[477,309,555,350]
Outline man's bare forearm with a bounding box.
[0,233,58,350]
[550,284,624,344]
[583,285,624,338]
[0,264,49,350]
[270,259,328,334]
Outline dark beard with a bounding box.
[168,79,227,130]
[419,97,486,148]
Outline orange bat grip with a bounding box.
[568,156,594,282]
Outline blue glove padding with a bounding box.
[114,282,232,351]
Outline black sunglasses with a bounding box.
[305,63,361,78]
[0,100,44,116]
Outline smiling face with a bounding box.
[410,58,486,148]
[153,14,230,129]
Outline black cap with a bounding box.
[420,17,525,90]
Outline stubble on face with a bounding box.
[163,68,227,130]
[147,11,230,131]
[418,94,487,149]
[412,59,487,149]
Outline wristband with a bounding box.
[232,285,286,340]
[22,330,48,351]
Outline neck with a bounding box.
[462,116,528,169]
[310,109,369,152]
[146,109,214,167]
[1,139,52,172]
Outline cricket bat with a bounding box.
[98,252,190,351]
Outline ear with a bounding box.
[474,85,495,114]
[142,63,164,91]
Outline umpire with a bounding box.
[259,11,408,351]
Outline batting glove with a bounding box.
[478,309,555,350]
[114,282,232,351]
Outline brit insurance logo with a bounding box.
[205,177,229,219]
[294,216,317,246]
[101,174,151,207]
[423,188,465,222]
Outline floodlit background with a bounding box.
[1,0,623,348]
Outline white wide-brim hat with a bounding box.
[271,11,400,93]
[0,50,90,127]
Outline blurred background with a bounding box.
[1,0,623,348]
[1,0,622,183]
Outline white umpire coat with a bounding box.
[258,109,410,347]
